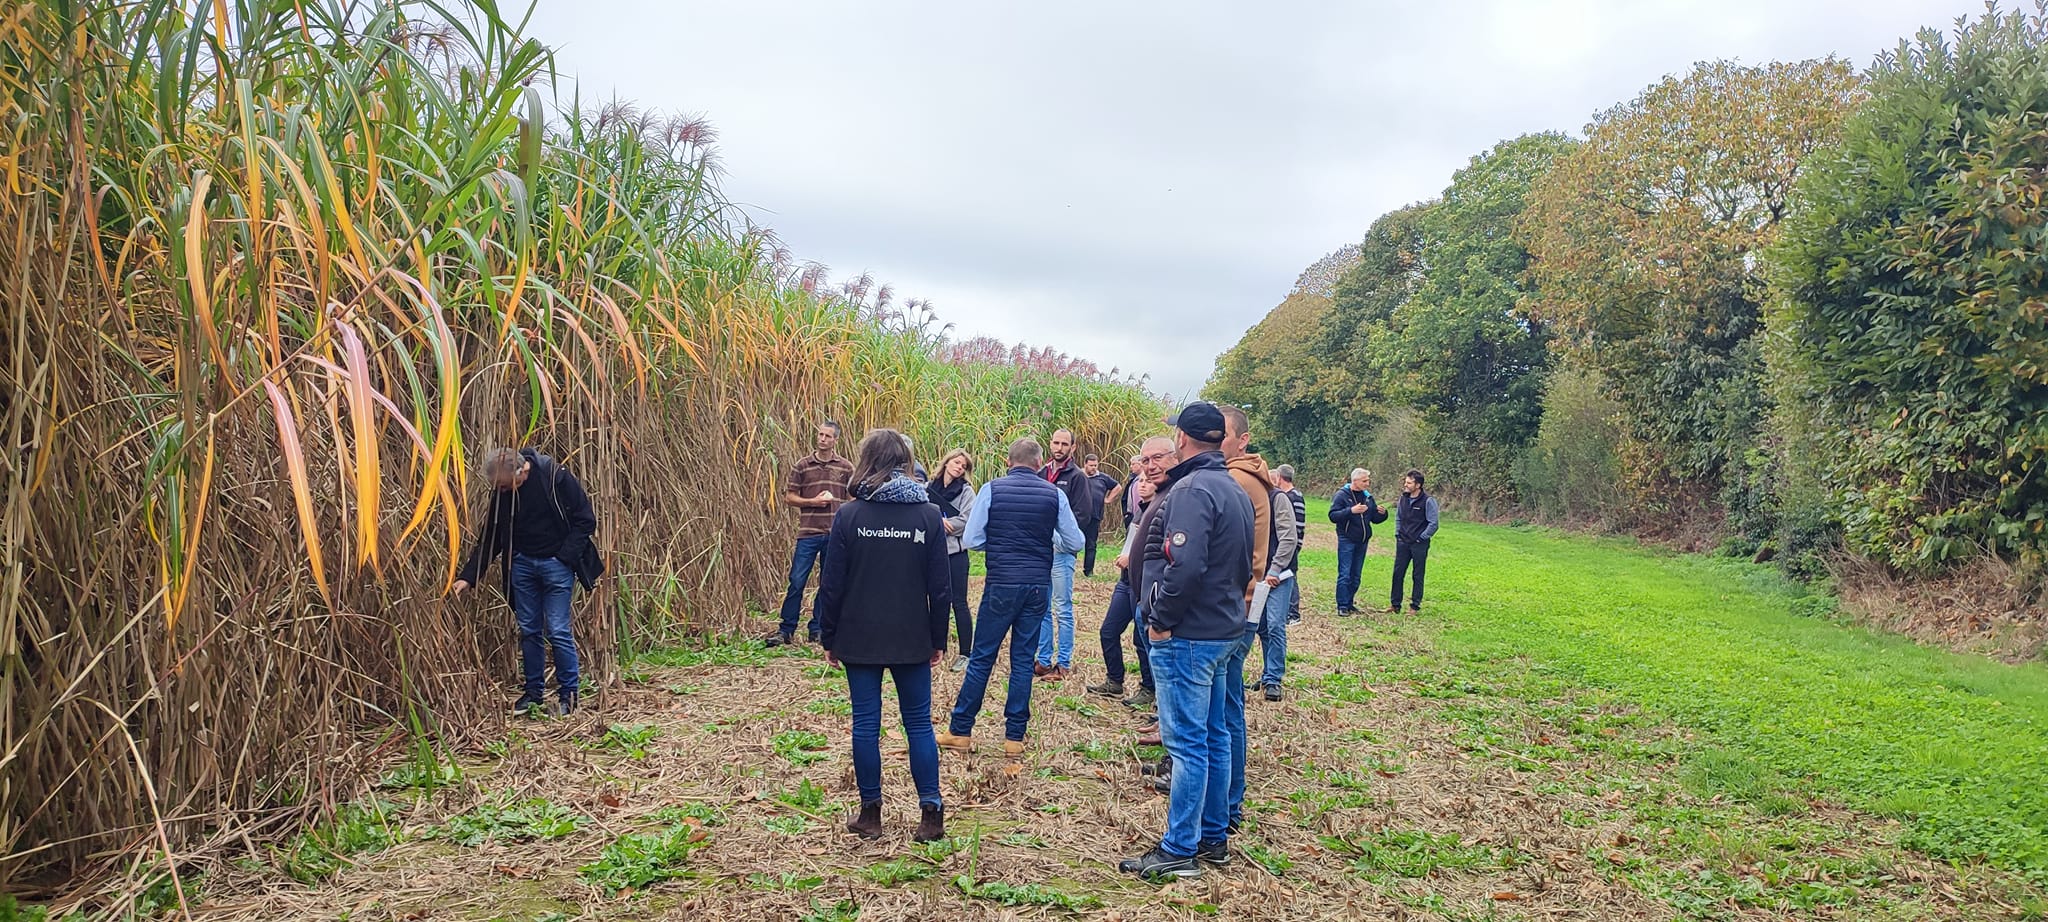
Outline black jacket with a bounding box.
[1141,451,1255,641]
[458,449,604,594]
[1043,459,1092,532]
[1328,485,1387,544]
[814,492,951,666]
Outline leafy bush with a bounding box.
[578,825,705,894]
[430,797,586,846]
[1768,6,2048,576]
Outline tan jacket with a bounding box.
[1225,452,1274,596]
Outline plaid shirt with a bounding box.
[786,451,853,537]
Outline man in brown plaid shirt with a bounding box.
[769,420,855,647]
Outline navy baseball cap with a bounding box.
[1167,401,1227,443]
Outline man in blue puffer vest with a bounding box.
[936,438,1084,759]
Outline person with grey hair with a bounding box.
[1328,467,1385,616]
[454,446,603,717]
[937,438,1084,759]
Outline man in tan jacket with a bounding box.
[1215,404,1297,840]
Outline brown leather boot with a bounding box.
[847,801,882,839]
[912,804,945,843]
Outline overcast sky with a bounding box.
[525,0,1982,401]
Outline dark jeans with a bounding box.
[949,583,1049,742]
[948,552,973,654]
[1335,535,1369,611]
[846,663,942,809]
[1149,635,1234,857]
[1097,580,1154,691]
[1080,518,1103,575]
[510,553,579,699]
[1393,539,1429,610]
[777,533,829,638]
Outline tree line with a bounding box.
[1209,6,2047,588]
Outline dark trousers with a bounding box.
[947,552,973,654]
[1335,536,1368,611]
[1097,579,1154,691]
[510,553,579,699]
[949,583,1049,742]
[846,663,942,808]
[777,533,829,638]
[1392,539,1429,610]
[1080,518,1103,575]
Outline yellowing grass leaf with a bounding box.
[264,379,329,603]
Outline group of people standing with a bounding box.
[445,408,1440,874]
[770,403,1439,877]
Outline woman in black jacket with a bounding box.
[816,428,952,842]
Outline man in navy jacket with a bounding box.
[1120,402,1254,881]
[936,439,1084,758]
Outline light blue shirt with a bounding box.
[962,477,1086,556]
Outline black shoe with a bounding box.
[1141,754,1172,776]
[1287,614,1301,624]
[552,691,579,718]
[1195,840,1231,866]
[1263,684,1282,702]
[763,631,793,649]
[1118,846,1200,881]
[808,633,822,645]
[1336,608,1356,618]
[1150,774,1171,795]
[512,693,544,716]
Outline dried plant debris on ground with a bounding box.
[45,535,2048,922]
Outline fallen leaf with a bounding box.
[599,792,623,808]
[1492,891,1522,901]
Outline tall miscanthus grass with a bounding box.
[0,0,1159,893]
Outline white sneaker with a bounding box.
[948,657,967,673]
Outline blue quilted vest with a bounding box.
[982,467,1061,586]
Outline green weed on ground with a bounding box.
[578,824,706,894]
[429,797,586,846]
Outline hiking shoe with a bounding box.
[912,804,945,843]
[847,801,882,839]
[512,693,545,717]
[1088,679,1125,698]
[1336,608,1356,618]
[1141,754,1172,777]
[934,730,973,752]
[1385,605,1401,614]
[763,631,793,649]
[1123,687,1156,709]
[1195,840,1231,866]
[1150,774,1171,795]
[1119,846,1200,881]
[551,691,580,718]
[1287,613,1301,624]
[1002,739,1027,759]
[949,656,967,673]
[1263,684,1282,702]
[1033,662,1053,677]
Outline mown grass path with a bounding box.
[169,516,2046,921]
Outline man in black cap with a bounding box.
[1119,401,1254,881]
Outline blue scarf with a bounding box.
[858,472,929,505]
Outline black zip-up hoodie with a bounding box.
[1328,484,1387,543]
[457,449,601,594]
[1141,450,1255,641]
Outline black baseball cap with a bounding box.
[1167,401,1227,444]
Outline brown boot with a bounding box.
[912,804,945,843]
[935,730,973,752]
[847,801,882,839]
[1003,739,1027,759]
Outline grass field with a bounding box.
[48,513,2047,920]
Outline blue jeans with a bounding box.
[1257,579,1296,687]
[510,553,579,699]
[777,534,829,638]
[1097,580,1153,691]
[1335,536,1369,610]
[845,663,942,809]
[1149,635,1234,857]
[1222,626,1254,832]
[949,583,1049,742]
[1037,553,1077,668]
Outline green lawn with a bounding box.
[1365,515,2048,881]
